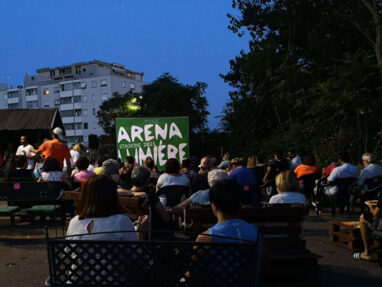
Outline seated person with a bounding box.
[229,157,256,185]
[73,157,95,184]
[93,154,106,175]
[357,153,382,192]
[247,155,266,187]
[39,157,71,188]
[327,152,359,184]
[102,159,146,198]
[269,170,307,205]
[66,174,137,241]
[33,154,45,180]
[287,151,302,171]
[323,162,339,178]
[172,169,229,213]
[7,155,35,181]
[294,155,321,184]
[130,166,173,233]
[156,158,190,191]
[353,191,382,261]
[191,157,212,194]
[144,156,160,179]
[196,180,262,282]
[119,156,135,189]
[180,158,195,180]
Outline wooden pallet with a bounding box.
[330,221,363,250]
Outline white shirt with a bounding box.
[156,173,190,191]
[289,154,302,170]
[63,150,80,170]
[40,171,65,182]
[66,214,137,241]
[328,163,359,182]
[269,192,307,205]
[16,144,35,169]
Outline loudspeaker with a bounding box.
[88,134,99,149]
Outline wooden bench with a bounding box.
[372,230,382,266]
[329,221,363,250]
[184,205,317,287]
[46,232,261,287]
[64,191,148,220]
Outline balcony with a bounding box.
[8,97,19,104]
[65,129,83,136]
[26,95,38,102]
[62,116,82,124]
[60,89,81,98]
[60,103,82,111]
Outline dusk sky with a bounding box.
[0,0,250,128]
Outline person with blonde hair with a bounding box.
[269,170,306,205]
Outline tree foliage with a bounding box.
[221,0,382,164]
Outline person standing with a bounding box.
[29,127,71,175]
[16,136,35,170]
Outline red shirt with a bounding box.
[323,164,338,177]
[38,139,71,170]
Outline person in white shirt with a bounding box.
[287,151,302,171]
[15,136,35,170]
[269,169,306,205]
[156,158,191,191]
[357,153,382,192]
[66,174,137,241]
[327,152,359,183]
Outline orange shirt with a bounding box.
[38,139,71,170]
[294,164,321,180]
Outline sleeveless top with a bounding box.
[208,219,260,242]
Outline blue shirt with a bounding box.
[357,163,382,187]
[289,154,302,170]
[229,167,256,185]
[191,189,210,205]
[328,163,359,182]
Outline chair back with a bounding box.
[0,181,64,202]
[297,174,321,198]
[364,176,382,191]
[156,185,189,207]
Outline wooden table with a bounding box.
[64,191,148,219]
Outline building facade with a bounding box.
[0,60,145,146]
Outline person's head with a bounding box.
[230,157,244,169]
[144,156,154,170]
[223,152,230,161]
[75,157,89,171]
[125,156,135,165]
[209,180,241,218]
[255,154,264,164]
[20,136,28,146]
[182,158,191,169]
[102,159,120,182]
[337,152,350,165]
[78,175,122,220]
[275,170,300,193]
[165,158,180,174]
[208,169,229,187]
[287,151,296,159]
[362,153,376,167]
[131,166,150,188]
[96,154,105,167]
[200,156,212,172]
[302,155,315,165]
[13,155,27,169]
[247,156,256,168]
[52,127,65,141]
[274,151,283,161]
[72,143,84,153]
[43,157,61,172]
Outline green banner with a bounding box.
[116,117,189,170]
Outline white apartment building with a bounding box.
[0,60,145,146]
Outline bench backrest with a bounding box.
[47,237,260,287]
[0,181,64,202]
[186,206,307,249]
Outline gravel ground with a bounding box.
[0,206,381,287]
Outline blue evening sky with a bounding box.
[0,0,249,129]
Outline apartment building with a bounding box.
[0,60,145,146]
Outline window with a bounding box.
[84,123,88,129]
[54,86,60,93]
[83,109,88,116]
[44,100,50,107]
[74,110,82,116]
[54,99,60,106]
[8,103,18,109]
[43,88,50,95]
[130,83,135,90]
[26,88,38,96]
[81,82,87,89]
[26,101,38,108]
[61,83,72,91]
[93,108,96,116]
[91,81,97,88]
[7,91,19,98]
[61,110,74,117]
[50,70,55,77]
[122,81,126,88]
[60,97,72,105]
[101,93,108,101]
[100,79,107,87]
[3,94,7,100]
[64,123,81,130]
[82,95,88,102]
[73,82,81,90]
[73,96,81,103]
[92,95,96,102]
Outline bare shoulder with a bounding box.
[196,230,212,243]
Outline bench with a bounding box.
[372,230,382,266]
[64,191,148,220]
[184,205,317,286]
[46,232,261,287]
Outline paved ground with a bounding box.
[0,207,381,286]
